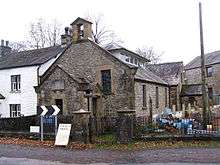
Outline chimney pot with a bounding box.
[64,27,69,35]
[5,41,9,47]
[1,40,4,46]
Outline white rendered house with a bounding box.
[0,40,64,117]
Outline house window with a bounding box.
[156,87,159,108]
[125,58,129,62]
[101,70,111,95]
[11,75,21,91]
[206,67,213,77]
[10,104,21,117]
[143,85,146,107]
[165,88,167,106]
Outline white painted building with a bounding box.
[0,41,64,118]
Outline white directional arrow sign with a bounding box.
[51,105,60,116]
[40,106,48,116]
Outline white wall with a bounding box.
[0,66,38,117]
[111,52,145,67]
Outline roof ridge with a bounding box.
[8,45,61,55]
[109,47,150,62]
[147,61,183,66]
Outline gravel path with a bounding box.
[0,144,220,164]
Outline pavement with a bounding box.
[0,144,220,164]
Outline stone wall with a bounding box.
[169,85,182,111]
[185,67,201,84]
[38,66,87,115]
[134,81,169,117]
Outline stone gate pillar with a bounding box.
[116,108,136,144]
[73,109,91,143]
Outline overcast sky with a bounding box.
[0,0,219,64]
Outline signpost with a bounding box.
[38,105,60,141]
[55,124,72,146]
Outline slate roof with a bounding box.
[146,62,183,86]
[0,46,65,70]
[180,84,202,96]
[185,50,220,70]
[0,93,5,99]
[135,67,168,85]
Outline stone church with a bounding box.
[36,17,170,118]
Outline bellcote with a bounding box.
[71,17,93,43]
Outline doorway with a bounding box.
[55,99,63,115]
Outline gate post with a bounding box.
[116,108,136,144]
[73,109,91,143]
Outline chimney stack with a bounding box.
[1,40,4,46]
[0,40,11,57]
[61,27,71,47]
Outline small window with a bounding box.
[135,59,138,65]
[11,75,21,91]
[52,80,64,90]
[10,104,21,117]
[125,58,129,62]
[143,85,146,107]
[208,87,213,100]
[130,57,134,64]
[207,67,213,77]
[156,87,159,108]
[101,70,112,95]
[165,88,167,106]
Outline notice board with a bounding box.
[55,124,71,146]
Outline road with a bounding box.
[0,144,220,164]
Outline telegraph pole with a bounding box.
[199,2,210,129]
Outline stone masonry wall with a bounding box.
[135,81,169,117]
[185,68,201,84]
[38,66,87,115]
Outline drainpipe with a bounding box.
[169,86,171,109]
[37,65,40,85]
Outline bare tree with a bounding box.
[136,46,163,64]
[9,41,28,52]
[84,14,123,46]
[28,18,61,49]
